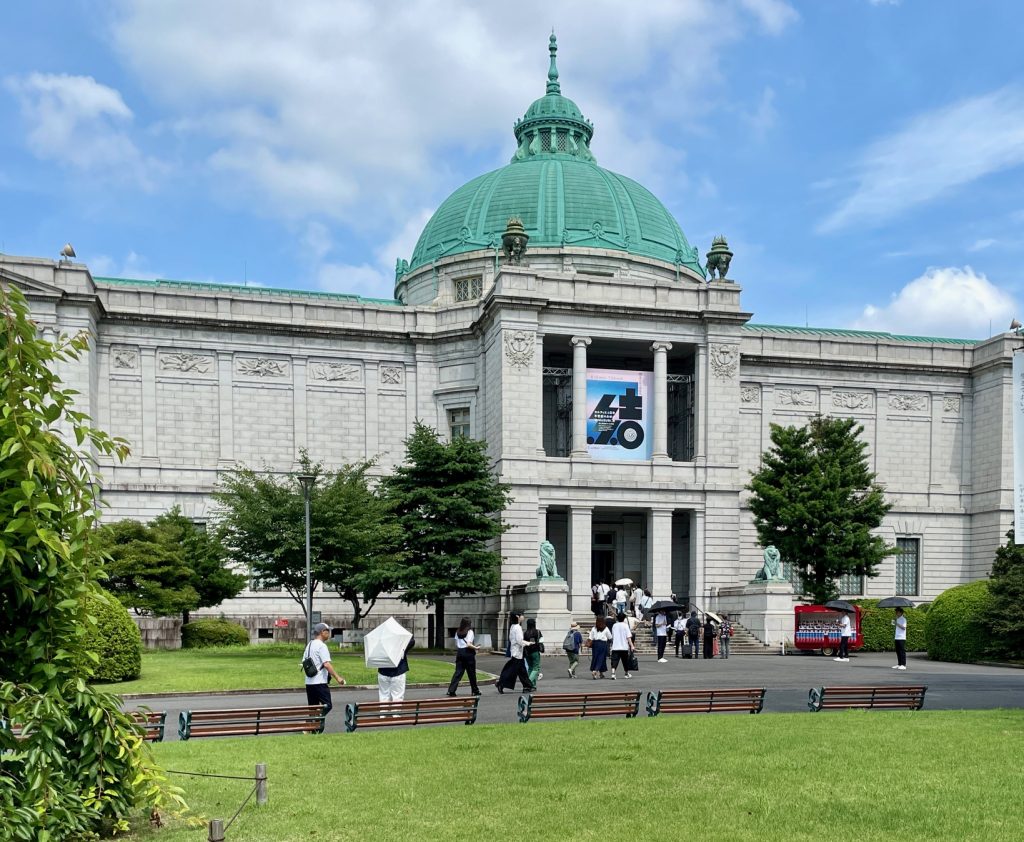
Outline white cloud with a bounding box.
[968,238,997,252]
[738,0,800,34]
[819,86,1024,233]
[4,72,160,188]
[88,250,159,279]
[852,266,1016,339]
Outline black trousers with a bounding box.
[838,636,850,658]
[448,650,480,694]
[675,634,686,657]
[498,656,534,690]
[610,649,631,673]
[305,682,333,715]
[656,636,667,660]
[895,639,907,666]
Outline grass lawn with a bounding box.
[99,645,458,695]
[126,709,1024,841]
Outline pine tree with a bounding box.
[747,415,893,603]
[382,422,510,647]
[983,529,1024,659]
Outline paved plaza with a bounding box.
[126,651,1024,739]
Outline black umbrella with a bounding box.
[824,599,856,612]
[644,600,685,615]
[876,596,915,609]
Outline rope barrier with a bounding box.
[166,769,263,781]
[223,783,259,832]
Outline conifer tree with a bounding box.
[983,529,1024,659]
[747,415,893,603]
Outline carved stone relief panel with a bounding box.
[776,388,816,407]
[740,385,760,405]
[110,347,138,371]
[504,330,535,369]
[943,396,962,414]
[709,344,739,379]
[380,365,404,386]
[235,357,290,379]
[889,393,928,412]
[832,391,873,411]
[309,361,362,383]
[158,350,214,376]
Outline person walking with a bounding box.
[564,621,584,678]
[496,612,535,694]
[615,585,628,615]
[587,615,612,679]
[685,611,701,659]
[302,622,346,715]
[654,609,669,663]
[591,583,604,618]
[609,613,635,679]
[639,589,654,618]
[834,610,852,662]
[892,607,908,670]
[524,618,543,686]
[446,617,481,696]
[702,617,716,661]
[672,613,686,658]
[629,586,642,619]
[719,614,733,659]
[377,634,415,703]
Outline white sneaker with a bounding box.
[897,665,907,670]
[841,658,850,662]
[538,673,543,680]
[567,668,573,677]
[892,664,901,669]
[625,673,632,679]
[657,658,667,663]
[833,657,842,661]
[610,674,616,680]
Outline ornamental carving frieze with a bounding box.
[504,330,535,369]
[889,393,927,412]
[777,388,816,407]
[943,396,962,414]
[236,357,288,378]
[380,365,404,385]
[709,344,739,379]
[309,362,360,382]
[740,386,760,405]
[111,348,138,370]
[159,351,213,374]
[832,391,872,411]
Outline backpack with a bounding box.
[562,630,577,652]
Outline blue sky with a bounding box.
[2,0,1022,338]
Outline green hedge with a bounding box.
[852,599,928,652]
[925,580,995,663]
[79,587,143,682]
[182,618,251,648]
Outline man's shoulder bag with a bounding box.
[301,643,320,678]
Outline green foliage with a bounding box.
[747,415,894,603]
[78,588,143,682]
[214,454,404,627]
[381,422,510,646]
[0,285,182,838]
[852,599,927,652]
[982,529,1024,660]
[181,618,251,649]
[926,580,995,663]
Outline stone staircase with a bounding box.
[564,614,782,656]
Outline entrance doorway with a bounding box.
[591,531,615,584]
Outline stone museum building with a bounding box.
[4,37,1015,644]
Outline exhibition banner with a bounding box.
[1014,353,1024,544]
[585,368,653,461]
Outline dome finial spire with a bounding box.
[546,30,560,95]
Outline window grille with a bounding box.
[838,572,865,595]
[666,374,695,462]
[448,407,471,439]
[556,131,567,152]
[895,537,920,595]
[454,277,482,302]
[542,367,572,456]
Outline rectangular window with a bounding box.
[838,572,865,595]
[895,537,920,595]
[783,562,803,592]
[453,276,482,302]
[248,567,280,592]
[448,407,471,439]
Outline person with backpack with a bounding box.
[446,617,481,696]
[685,611,701,659]
[702,616,716,660]
[563,621,584,677]
[719,614,734,659]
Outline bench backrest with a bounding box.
[647,687,765,716]
[178,705,327,740]
[518,691,641,722]
[344,696,479,732]
[130,710,167,742]
[808,685,927,712]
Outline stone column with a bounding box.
[651,341,672,459]
[570,336,591,456]
[568,505,593,614]
[139,348,159,465]
[647,508,674,598]
[689,509,706,606]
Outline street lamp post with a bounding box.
[296,473,317,636]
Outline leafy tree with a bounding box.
[381,421,511,648]
[214,455,404,627]
[0,285,181,837]
[983,529,1024,660]
[747,415,893,603]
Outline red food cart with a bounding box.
[793,604,863,656]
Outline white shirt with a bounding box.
[611,621,633,651]
[455,629,475,649]
[615,588,627,603]
[894,615,907,641]
[589,627,612,643]
[672,617,685,633]
[839,614,852,638]
[654,612,668,636]
[597,583,610,600]
[303,639,332,685]
[508,624,525,659]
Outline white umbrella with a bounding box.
[363,617,412,669]
[614,577,634,587]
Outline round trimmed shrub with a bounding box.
[79,588,142,682]
[182,618,251,648]
[853,599,928,652]
[925,580,995,662]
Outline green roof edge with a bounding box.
[94,276,403,307]
[744,323,979,345]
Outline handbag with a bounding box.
[627,650,639,672]
[300,642,320,678]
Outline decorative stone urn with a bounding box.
[502,217,530,265]
[705,235,733,279]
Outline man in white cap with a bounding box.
[303,623,346,713]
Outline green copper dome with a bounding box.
[403,35,702,280]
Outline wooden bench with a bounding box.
[646,687,765,717]
[344,696,479,732]
[808,685,927,712]
[130,710,167,742]
[178,705,327,740]
[517,691,641,723]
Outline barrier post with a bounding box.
[256,763,268,805]
[208,819,225,841]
